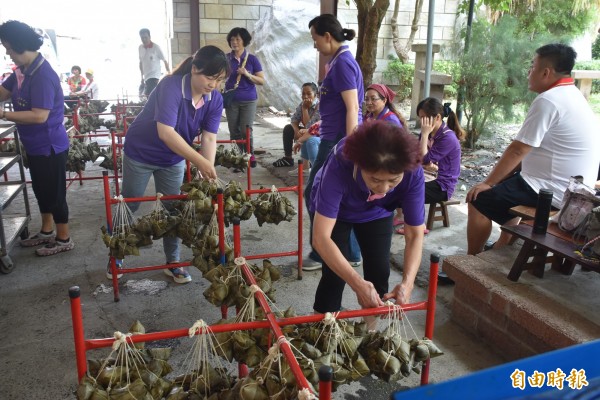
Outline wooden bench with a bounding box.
[500,222,599,282]
[509,205,558,220]
[426,199,460,230]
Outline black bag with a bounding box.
[222,88,237,108]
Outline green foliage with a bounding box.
[592,34,600,59]
[433,60,460,97]
[458,0,597,39]
[382,58,414,101]
[512,0,596,38]
[574,60,600,94]
[382,59,460,100]
[452,16,547,148]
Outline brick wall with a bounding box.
[443,252,600,362]
[172,0,274,67]
[171,0,459,80]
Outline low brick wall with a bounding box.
[443,249,600,362]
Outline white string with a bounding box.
[112,195,135,236]
[95,331,146,392]
[298,388,317,400]
[178,320,232,397]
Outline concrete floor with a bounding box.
[0,113,512,399]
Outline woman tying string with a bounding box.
[310,120,425,318]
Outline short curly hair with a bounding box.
[227,27,252,48]
[343,120,422,174]
[0,20,43,54]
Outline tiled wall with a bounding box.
[171,0,459,79]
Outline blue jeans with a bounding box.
[304,137,361,263]
[300,136,321,167]
[121,154,185,263]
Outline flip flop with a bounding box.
[395,227,430,235]
[392,218,404,227]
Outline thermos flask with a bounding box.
[532,189,553,234]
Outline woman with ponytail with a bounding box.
[303,13,364,271]
[395,97,463,236]
[119,46,229,284]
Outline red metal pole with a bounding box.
[111,131,120,196]
[238,260,314,393]
[69,286,87,382]
[246,125,252,190]
[421,253,440,385]
[103,171,121,301]
[72,102,79,131]
[297,160,304,280]
[217,189,225,264]
[318,365,333,400]
[233,218,241,258]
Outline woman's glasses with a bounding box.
[364,96,383,103]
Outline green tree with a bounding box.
[352,0,390,87]
[452,17,547,148]
[459,0,599,38]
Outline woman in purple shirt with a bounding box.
[395,98,464,236]
[119,46,228,284]
[0,20,74,257]
[304,14,364,271]
[310,121,425,314]
[417,98,463,204]
[364,83,405,127]
[224,27,265,167]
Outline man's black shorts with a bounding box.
[470,173,538,225]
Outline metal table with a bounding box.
[0,123,31,273]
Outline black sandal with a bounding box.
[272,157,293,167]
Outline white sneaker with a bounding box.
[288,168,310,177]
[302,258,322,271]
[348,259,362,268]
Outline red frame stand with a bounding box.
[70,252,440,397]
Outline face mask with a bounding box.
[367,191,386,202]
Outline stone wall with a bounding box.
[172,0,275,67]
[171,0,460,81]
[170,0,459,108]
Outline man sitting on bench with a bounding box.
[466,43,600,255]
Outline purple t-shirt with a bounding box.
[422,122,461,198]
[1,54,68,156]
[124,73,223,167]
[224,51,263,102]
[318,46,364,142]
[310,137,425,225]
[366,107,402,126]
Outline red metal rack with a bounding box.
[69,251,440,397]
[102,166,304,301]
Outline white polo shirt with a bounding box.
[517,84,600,207]
[139,43,166,81]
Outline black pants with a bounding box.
[425,180,448,204]
[144,78,159,96]
[28,149,69,224]
[282,124,294,158]
[313,215,393,313]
